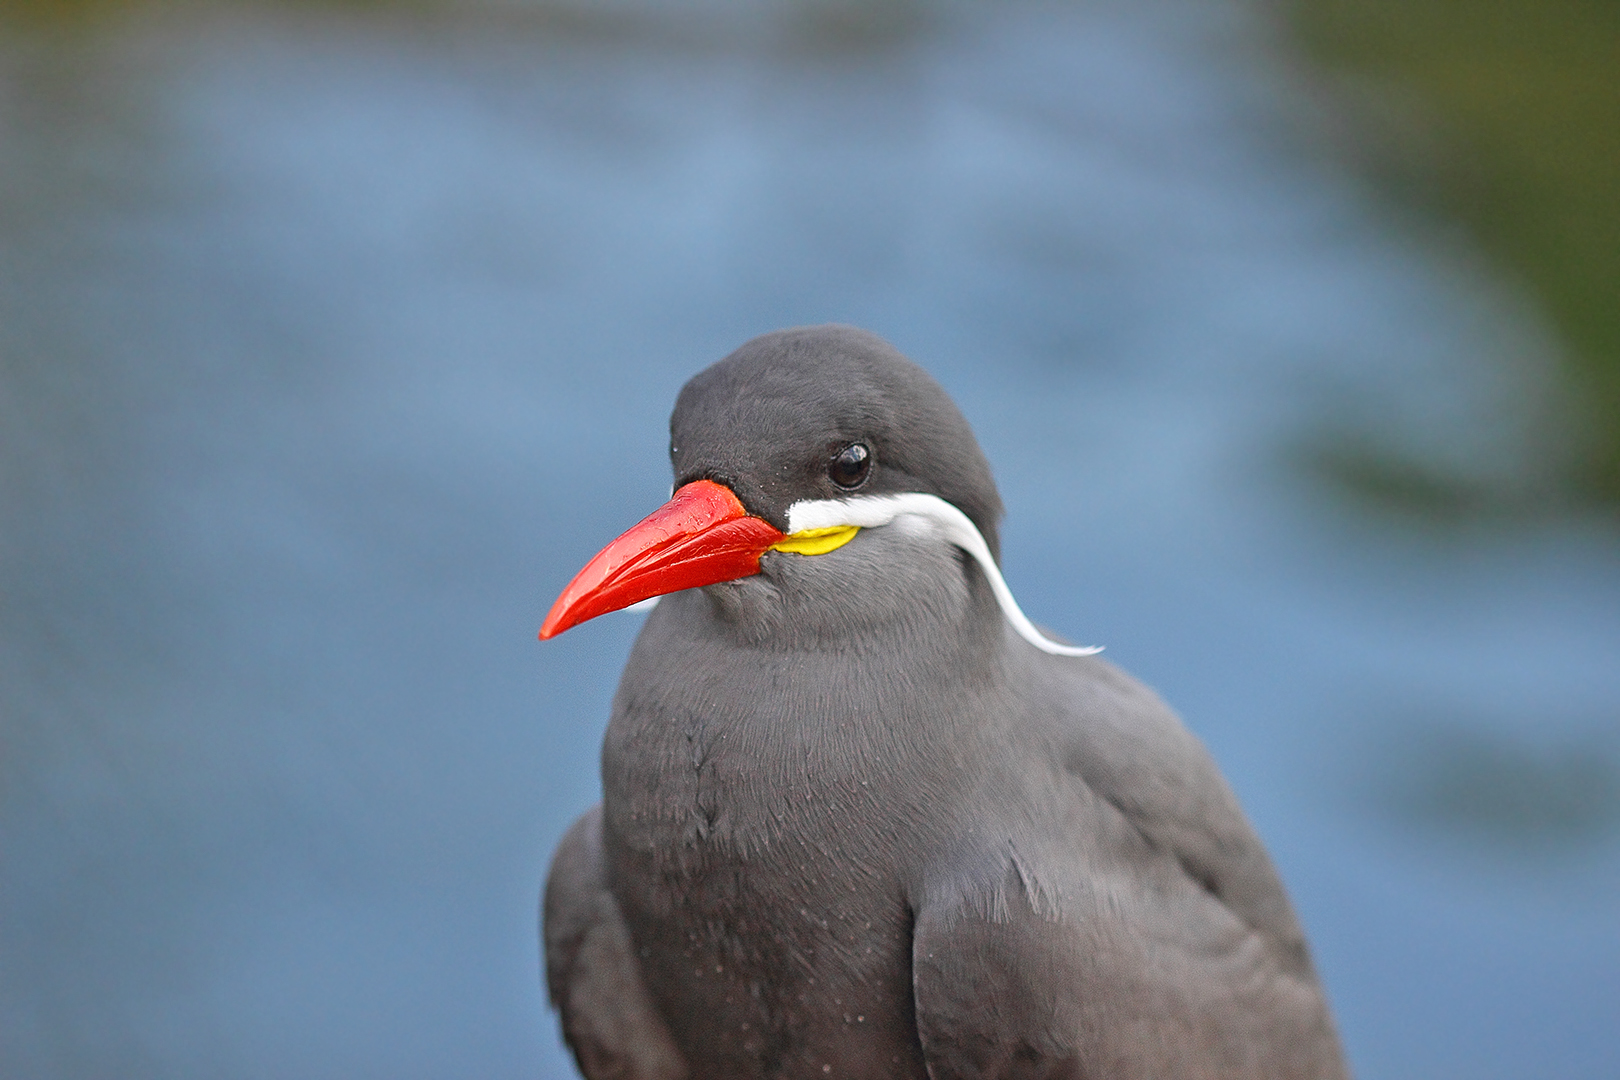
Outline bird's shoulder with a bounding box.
[1007,649,1312,969]
[905,653,1345,1080]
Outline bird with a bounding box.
[538,325,1348,1080]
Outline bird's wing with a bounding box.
[1044,655,1314,967]
[909,654,1346,1080]
[543,804,688,1080]
[910,880,1345,1080]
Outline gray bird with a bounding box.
[539,326,1348,1080]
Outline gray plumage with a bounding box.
[543,326,1348,1080]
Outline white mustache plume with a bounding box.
[786,492,1102,657]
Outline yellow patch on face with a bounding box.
[769,524,860,556]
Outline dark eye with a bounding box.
[828,443,871,489]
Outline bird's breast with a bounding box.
[593,593,992,1077]
[603,778,928,1079]
[600,717,929,1078]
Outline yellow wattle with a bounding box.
[769,524,860,556]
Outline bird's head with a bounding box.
[540,325,1097,656]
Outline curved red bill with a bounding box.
[539,480,786,640]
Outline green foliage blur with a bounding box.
[1287,0,1620,516]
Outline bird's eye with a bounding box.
[828,443,871,489]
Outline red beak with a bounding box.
[539,480,786,640]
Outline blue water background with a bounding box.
[2,2,1617,1077]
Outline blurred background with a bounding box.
[2,0,1616,1077]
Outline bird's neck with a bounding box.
[600,560,1012,863]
